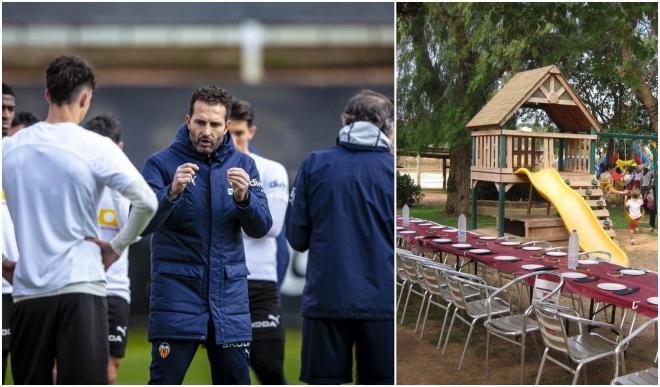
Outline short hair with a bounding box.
[230,99,255,127]
[189,85,233,121]
[83,114,122,144]
[2,83,15,97]
[341,89,394,135]
[616,167,622,173]
[46,55,96,105]
[11,112,38,128]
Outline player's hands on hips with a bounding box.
[227,167,250,203]
[2,257,15,284]
[85,237,120,271]
[169,163,200,201]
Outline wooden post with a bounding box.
[589,128,597,175]
[558,138,564,171]
[442,157,447,189]
[416,153,421,186]
[471,184,478,230]
[498,134,507,236]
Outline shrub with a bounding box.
[397,171,424,207]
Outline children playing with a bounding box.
[625,187,644,244]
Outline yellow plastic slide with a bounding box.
[514,167,630,267]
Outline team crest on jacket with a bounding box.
[158,342,171,358]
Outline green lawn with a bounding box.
[400,203,655,232]
[5,328,303,384]
[397,204,496,229]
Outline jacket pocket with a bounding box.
[222,262,250,315]
[150,261,205,315]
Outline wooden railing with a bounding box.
[472,129,596,174]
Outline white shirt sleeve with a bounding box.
[93,138,144,194]
[110,178,157,255]
[264,162,289,238]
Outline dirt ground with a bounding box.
[397,229,658,385]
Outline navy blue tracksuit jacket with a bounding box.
[285,140,394,320]
[142,125,272,345]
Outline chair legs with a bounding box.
[458,322,476,370]
[572,362,584,385]
[400,285,413,324]
[396,280,408,312]
[414,291,428,333]
[520,336,526,385]
[419,295,433,339]
[535,347,549,385]
[485,331,491,375]
[442,308,459,354]
[436,304,452,350]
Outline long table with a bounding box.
[397,218,658,318]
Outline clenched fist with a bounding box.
[169,162,200,201]
[227,167,250,203]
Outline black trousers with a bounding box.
[248,280,286,384]
[2,294,13,383]
[149,319,250,385]
[10,292,109,384]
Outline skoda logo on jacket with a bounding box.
[141,124,272,345]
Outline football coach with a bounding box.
[141,85,272,384]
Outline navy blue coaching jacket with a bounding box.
[142,124,272,345]
[286,121,394,320]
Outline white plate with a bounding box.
[596,283,627,291]
[432,238,452,244]
[419,222,434,226]
[494,255,519,261]
[469,248,492,254]
[429,225,446,229]
[479,236,497,240]
[410,219,424,223]
[398,230,416,234]
[578,259,599,265]
[443,229,458,233]
[521,264,544,270]
[561,272,587,279]
[501,241,520,246]
[647,297,658,305]
[546,251,567,257]
[414,236,426,239]
[396,226,404,230]
[452,243,472,249]
[522,246,543,251]
[620,269,645,276]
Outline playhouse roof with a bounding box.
[466,65,603,132]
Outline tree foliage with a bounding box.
[397,2,657,214]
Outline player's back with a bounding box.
[2,121,121,296]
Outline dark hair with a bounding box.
[2,83,15,97]
[189,85,233,120]
[83,114,122,144]
[230,99,255,127]
[11,112,38,128]
[341,89,394,135]
[46,55,96,105]
[616,167,622,173]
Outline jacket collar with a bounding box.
[337,121,393,153]
[170,123,234,162]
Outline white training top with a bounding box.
[99,188,131,303]
[243,153,289,282]
[626,198,644,219]
[2,121,143,297]
[2,190,19,294]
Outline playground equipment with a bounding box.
[515,168,629,267]
[467,65,632,266]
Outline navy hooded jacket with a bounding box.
[285,121,394,320]
[141,124,272,344]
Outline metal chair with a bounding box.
[484,271,565,384]
[611,317,658,385]
[396,249,412,310]
[579,250,613,263]
[533,302,622,385]
[441,271,512,370]
[398,253,431,325]
[415,261,452,341]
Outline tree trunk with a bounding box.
[445,142,472,215]
[619,38,658,133]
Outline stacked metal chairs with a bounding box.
[611,317,658,385]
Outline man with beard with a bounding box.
[141,85,272,384]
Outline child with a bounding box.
[625,188,644,244]
[644,186,655,232]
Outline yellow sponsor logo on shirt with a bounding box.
[99,208,118,228]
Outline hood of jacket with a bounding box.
[337,121,393,153]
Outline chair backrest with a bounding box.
[419,262,451,297]
[533,302,574,355]
[400,255,422,286]
[443,271,486,311]
[578,250,612,263]
[531,273,564,305]
[396,253,409,282]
